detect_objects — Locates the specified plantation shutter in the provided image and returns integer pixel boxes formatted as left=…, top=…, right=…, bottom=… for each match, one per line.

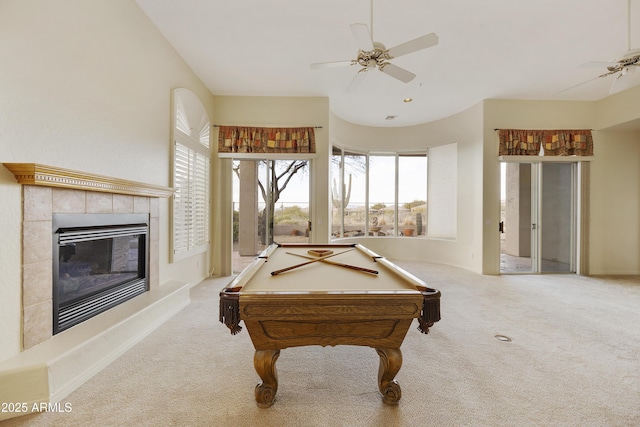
left=193, top=151, right=209, bottom=247
left=173, top=141, right=191, bottom=254
left=171, top=88, right=211, bottom=261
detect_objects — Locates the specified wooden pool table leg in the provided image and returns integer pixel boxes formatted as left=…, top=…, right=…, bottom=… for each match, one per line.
left=254, top=349, right=280, bottom=408
left=376, top=347, right=403, bottom=404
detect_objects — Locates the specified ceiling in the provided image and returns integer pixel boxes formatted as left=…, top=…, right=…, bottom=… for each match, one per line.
left=135, top=0, right=640, bottom=128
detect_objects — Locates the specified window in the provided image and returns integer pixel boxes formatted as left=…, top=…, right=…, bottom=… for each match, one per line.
left=331, top=148, right=367, bottom=238
left=398, top=153, right=427, bottom=237
left=330, top=146, right=343, bottom=237
left=369, top=155, right=396, bottom=236
left=330, top=147, right=427, bottom=239
left=171, top=89, right=210, bottom=261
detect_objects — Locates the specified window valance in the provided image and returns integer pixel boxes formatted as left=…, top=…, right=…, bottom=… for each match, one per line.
left=498, top=129, right=593, bottom=156
left=218, top=126, right=316, bottom=154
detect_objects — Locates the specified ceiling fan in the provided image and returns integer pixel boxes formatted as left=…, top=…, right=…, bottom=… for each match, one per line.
left=563, top=0, right=640, bottom=94
left=310, top=0, right=438, bottom=91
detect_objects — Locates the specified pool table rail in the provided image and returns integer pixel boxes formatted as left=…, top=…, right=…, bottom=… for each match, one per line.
left=220, top=243, right=440, bottom=337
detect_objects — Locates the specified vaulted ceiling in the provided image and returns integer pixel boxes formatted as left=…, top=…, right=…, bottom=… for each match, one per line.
left=136, top=0, right=640, bottom=127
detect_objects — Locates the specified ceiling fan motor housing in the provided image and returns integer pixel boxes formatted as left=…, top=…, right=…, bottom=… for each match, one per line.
left=606, top=48, right=640, bottom=73
left=357, top=41, right=390, bottom=69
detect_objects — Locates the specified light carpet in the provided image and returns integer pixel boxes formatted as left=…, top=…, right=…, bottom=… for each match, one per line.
left=3, top=261, right=640, bottom=427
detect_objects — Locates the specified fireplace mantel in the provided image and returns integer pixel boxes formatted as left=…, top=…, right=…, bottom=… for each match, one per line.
left=3, top=163, right=174, bottom=198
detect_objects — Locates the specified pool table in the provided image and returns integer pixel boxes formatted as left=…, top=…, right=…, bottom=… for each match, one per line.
left=219, top=243, right=440, bottom=408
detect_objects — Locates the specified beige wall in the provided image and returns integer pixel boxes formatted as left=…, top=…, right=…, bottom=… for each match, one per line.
left=330, top=104, right=485, bottom=273
left=589, top=130, right=640, bottom=274
left=595, top=84, right=640, bottom=130
left=0, top=0, right=214, bottom=362
left=591, top=85, right=640, bottom=274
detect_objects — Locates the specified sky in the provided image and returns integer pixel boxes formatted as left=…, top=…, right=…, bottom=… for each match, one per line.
left=232, top=159, right=506, bottom=207
left=232, top=157, right=428, bottom=207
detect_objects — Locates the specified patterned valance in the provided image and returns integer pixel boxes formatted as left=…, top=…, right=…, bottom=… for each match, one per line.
left=498, top=129, right=593, bottom=156
left=217, top=126, right=316, bottom=154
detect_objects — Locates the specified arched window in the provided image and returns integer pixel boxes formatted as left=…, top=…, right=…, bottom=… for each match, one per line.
left=171, top=88, right=210, bottom=261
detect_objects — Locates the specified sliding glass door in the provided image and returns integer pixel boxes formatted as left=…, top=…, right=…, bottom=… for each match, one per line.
left=233, top=159, right=310, bottom=273
left=539, top=163, right=575, bottom=273
left=500, top=162, right=576, bottom=274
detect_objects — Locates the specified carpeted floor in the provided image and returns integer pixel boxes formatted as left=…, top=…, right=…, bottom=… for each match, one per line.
left=3, top=261, right=639, bottom=427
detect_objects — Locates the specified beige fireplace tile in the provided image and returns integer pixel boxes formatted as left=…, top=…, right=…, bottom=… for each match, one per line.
left=113, top=194, right=134, bottom=213
left=23, top=300, right=52, bottom=349
left=149, top=197, right=159, bottom=218
left=23, top=220, right=52, bottom=265
left=22, top=260, right=52, bottom=306
left=53, top=188, right=86, bottom=213
left=133, top=196, right=150, bottom=213
left=86, top=192, right=113, bottom=213
left=149, top=217, right=159, bottom=290
left=149, top=217, right=159, bottom=244
left=24, top=186, right=52, bottom=221
left=149, top=244, right=159, bottom=289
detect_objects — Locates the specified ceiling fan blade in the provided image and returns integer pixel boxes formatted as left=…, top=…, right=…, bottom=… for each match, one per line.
left=609, top=66, right=637, bottom=94
left=387, top=33, right=438, bottom=58
left=380, top=63, right=416, bottom=83
left=580, top=61, right=619, bottom=68
left=554, top=75, right=603, bottom=94
left=346, top=68, right=369, bottom=92
left=349, top=23, right=374, bottom=51
left=310, top=60, right=354, bottom=69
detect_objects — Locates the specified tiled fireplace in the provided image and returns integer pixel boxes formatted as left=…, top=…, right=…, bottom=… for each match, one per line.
left=1, top=164, right=190, bottom=421
left=18, top=169, right=165, bottom=349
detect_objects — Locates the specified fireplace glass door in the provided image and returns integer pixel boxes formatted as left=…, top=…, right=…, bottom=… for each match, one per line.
left=53, top=214, right=149, bottom=333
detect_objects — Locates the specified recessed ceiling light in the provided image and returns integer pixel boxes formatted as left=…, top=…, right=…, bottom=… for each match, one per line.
left=403, top=98, right=413, bottom=103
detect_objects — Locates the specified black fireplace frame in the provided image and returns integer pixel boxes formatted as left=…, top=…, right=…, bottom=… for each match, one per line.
left=52, top=213, right=149, bottom=334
